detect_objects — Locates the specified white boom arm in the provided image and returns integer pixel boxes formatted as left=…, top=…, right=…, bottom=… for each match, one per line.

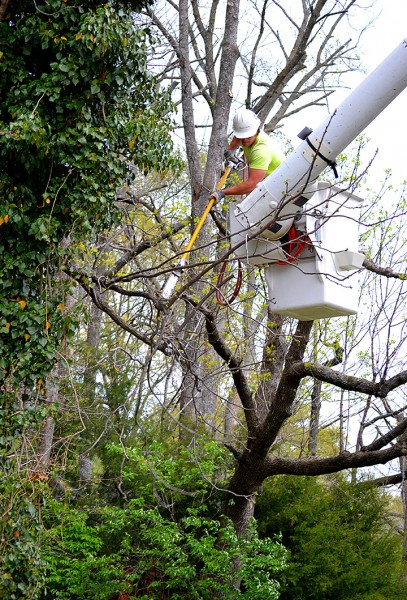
left=232, top=37, right=407, bottom=239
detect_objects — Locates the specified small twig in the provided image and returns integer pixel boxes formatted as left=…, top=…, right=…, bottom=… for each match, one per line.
left=31, top=93, right=46, bottom=117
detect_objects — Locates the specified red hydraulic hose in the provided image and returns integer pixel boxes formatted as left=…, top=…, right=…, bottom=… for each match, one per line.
left=276, top=226, right=310, bottom=265
left=216, top=260, right=243, bottom=306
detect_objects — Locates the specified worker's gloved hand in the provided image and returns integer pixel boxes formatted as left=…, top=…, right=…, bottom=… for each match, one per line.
left=223, top=149, right=244, bottom=170
left=210, top=189, right=225, bottom=204
left=222, top=150, right=235, bottom=173
left=221, top=150, right=233, bottom=173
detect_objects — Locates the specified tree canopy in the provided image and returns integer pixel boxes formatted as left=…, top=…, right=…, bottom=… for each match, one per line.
left=0, top=0, right=179, bottom=388
left=1, top=1, right=407, bottom=597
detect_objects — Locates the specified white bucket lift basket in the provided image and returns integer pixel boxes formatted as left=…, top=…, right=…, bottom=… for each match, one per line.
left=228, top=182, right=365, bottom=321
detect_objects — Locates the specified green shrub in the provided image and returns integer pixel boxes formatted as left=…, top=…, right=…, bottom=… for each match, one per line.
left=255, top=474, right=406, bottom=600
left=42, top=499, right=287, bottom=599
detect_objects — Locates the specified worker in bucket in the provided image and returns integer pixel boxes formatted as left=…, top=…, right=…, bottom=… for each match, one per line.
left=210, top=108, right=285, bottom=203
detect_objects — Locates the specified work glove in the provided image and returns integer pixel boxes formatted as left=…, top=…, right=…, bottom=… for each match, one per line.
left=223, top=149, right=244, bottom=171
left=223, top=150, right=237, bottom=169
left=210, top=189, right=225, bottom=204
left=221, top=151, right=232, bottom=174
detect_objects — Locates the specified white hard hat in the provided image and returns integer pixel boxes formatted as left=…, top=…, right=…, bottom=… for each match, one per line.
left=232, top=108, right=261, bottom=138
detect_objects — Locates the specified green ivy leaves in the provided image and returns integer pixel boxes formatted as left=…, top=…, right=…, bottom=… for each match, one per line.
left=0, top=3, right=179, bottom=593
left=0, top=0, right=180, bottom=391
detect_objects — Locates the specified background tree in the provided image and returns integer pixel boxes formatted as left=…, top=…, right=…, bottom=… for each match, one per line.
left=2, top=0, right=407, bottom=597
left=256, top=474, right=405, bottom=600
left=0, top=0, right=179, bottom=595
left=74, top=0, right=407, bottom=537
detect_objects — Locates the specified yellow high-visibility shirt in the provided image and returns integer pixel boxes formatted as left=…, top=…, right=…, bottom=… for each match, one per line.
left=243, top=130, right=284, bottom=176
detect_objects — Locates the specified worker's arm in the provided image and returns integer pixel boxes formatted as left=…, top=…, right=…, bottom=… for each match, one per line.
left=222, top=167, right=266, bottom=197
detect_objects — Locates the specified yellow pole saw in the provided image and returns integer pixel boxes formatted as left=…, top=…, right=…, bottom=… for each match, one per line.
left=161, top=165, right=232, bottom=300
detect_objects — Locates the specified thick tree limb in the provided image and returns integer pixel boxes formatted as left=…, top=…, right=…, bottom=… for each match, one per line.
left=356, top=472, right=407, bottom=489
left=363, top=256, right=407, bottom=280
left=361, top=417, right=407, bottom=452
left=257, top=320, right=314, bottom=449
left=203, top=309, right=260, bottom=433
left=287, top=361, right=407, bottom=398
left=263, top=442, right=407, bottom=477
left=190, top=0, right=218, bottom=106
left=253, top=312, right=287, bottom=425
left=179, top=0, right=202, bottom=199
left=199, top=0, right=240, bottom=222
left=0, top=0, right=9, bottom=21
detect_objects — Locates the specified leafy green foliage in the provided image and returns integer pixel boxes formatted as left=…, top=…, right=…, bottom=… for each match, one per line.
left=0, top=472, right=48, bottom=599
left=42, top=499, right=286, bottom=599
left=255, top=474, right=406, bottom=600
left=0, top=2, right=180, bottom=596
left=32, top=441, right=285, bottom=598
left=105, top=440, right=232, bottom=503
left=0, top=0, right=179, bottom=390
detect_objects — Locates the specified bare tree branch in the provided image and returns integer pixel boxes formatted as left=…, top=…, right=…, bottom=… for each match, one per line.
left=202, top=305, right=260, bottom=433
left=363, top=256, right=407, bottom=280
left=287, top=361, right=407, bottom=399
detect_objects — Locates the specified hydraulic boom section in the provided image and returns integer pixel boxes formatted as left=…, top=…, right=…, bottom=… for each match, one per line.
left=228, top=37, right=407, bottom=320
left=231, top=37, right=407, bottom=242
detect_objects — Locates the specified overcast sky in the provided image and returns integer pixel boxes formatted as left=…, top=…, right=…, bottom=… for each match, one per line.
left=283, top=1, right=407, bottom=187
left=355, top=0, right=407, bottom=185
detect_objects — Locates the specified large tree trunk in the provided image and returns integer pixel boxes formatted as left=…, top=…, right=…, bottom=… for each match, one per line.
left=398, top=413, right=407, bottom=565
left=37, top=262, right=76, bottom=471
left=225, top=319, right=313, bottom=534
left=176, top=0, right=240, bottom=428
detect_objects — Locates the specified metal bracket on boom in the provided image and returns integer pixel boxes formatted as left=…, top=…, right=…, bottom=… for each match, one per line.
left=298, top=127, right=338, bottom=178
